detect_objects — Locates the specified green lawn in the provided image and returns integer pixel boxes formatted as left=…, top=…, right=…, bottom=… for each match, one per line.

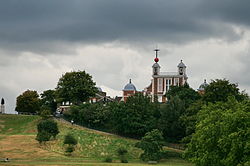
left=0, top=114, right=193, bottom=166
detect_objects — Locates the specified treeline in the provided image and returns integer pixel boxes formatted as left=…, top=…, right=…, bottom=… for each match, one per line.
left=64, top=79, right=248, bottom=143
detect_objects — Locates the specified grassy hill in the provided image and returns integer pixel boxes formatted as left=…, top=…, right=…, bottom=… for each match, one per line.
left=0, top=114, right=193, bottom=166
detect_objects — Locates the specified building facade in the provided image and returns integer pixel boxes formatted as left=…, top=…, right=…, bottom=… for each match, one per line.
left=144, top=49, right=188, bottom=102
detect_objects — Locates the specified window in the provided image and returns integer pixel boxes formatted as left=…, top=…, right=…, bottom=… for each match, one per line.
left=158, top=78, right=163, bottom=92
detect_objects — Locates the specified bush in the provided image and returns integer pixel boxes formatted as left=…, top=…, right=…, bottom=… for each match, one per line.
left=64, top=134, right=77, bottom=145
left=36, top=131, right=50, bottom=144
left=37, top=119, right=59, bottom=139
left=117, top=146, right=128, bottom=163
left=104, top=156, right=112, bottom=163
left=64, top=133, right=78, bottom=155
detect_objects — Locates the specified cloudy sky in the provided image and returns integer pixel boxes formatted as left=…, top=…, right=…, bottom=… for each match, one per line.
left=1, top=0, right=250, bottom=113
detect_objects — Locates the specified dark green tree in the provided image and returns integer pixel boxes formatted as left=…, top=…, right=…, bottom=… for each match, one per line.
left=202, top=79, right=248, bottom=103
left=36, top=131, right=51, bottom=144
left=37, top=119, right=59, bottom=139
left=184, top=97, right=250, bottom=166
left=40, top=89, right=57, bottom=114
left=135, top=129, right=165, bottom=162
left=166, top=83, right=201, bottom=109
left=15, top=90, right=40, bottom=113
left=56, top=71, right=97, bottom=104
left=159, top=96, right=186, bottom=142
left=112, top=93, right=159, bottom=138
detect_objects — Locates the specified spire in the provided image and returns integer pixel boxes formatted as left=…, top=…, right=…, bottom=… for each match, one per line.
left=204, top=79, right=207, bottom=83
left=154, top=48, right=160, bottom=63
left=129, top=79, right=131, bottom=84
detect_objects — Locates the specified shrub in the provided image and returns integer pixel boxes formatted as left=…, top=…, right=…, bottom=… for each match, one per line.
left=37, top=119, right=59, bottom=139
left=117, top=146, right=128, bottom=163
left=64, top=133, right=78, bottom=155
left=36, top=131, right=50, bottom=144
left=104, top=156, right=112, bottom=163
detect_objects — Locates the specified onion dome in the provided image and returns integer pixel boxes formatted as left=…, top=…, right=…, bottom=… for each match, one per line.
left=198, top=79, right=209, bottom=91
left=123, top=79, right=137, bottom=91
left=1, top=98, right=4, bottom=105
left=178, top=60, right=186, bottom=68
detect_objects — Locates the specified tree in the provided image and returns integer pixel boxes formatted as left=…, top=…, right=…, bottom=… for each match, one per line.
left=56, top=71, right=97, bottom=104
left=159, top=96, right=186, bottom=142
left=40, top=89, right=57, bottom=114
left=202, top=79, right=248, bottom=103
left=135, top=129, right=165, bottom=162
left=166, top=83, right=201, bottom=109
left=184, top=97, right=250, bottom=166
left=111, top=93, right=159, bottom=138
left=15, top=90, right=40, bottom=113
left=36, top=131, right=51, bottom=144
left=37, top=119, right=59, bottom=140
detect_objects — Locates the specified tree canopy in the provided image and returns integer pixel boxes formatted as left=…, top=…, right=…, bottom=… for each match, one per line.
left=202, top=79, right=248, bottom=103
left=184, top=97, right=250, bottom=166
left=15, top=90, right=40, bottom=113
left=40, top=89, right=57, bottom=113
left=56, top=71, right=97, bottom=104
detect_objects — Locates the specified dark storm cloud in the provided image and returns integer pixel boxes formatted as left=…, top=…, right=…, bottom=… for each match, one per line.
left=0, top=0, right=249, bottom=53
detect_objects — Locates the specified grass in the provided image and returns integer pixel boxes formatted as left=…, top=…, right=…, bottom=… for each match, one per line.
left=0, top=114, right=193, bottom=166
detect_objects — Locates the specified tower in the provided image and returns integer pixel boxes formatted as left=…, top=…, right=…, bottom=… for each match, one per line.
left=122, top=79, right=137, bottom=102
left=152, top=48, right=161, bottom=75
left=0, top=98, right=5, bottom=114
left=177, top=60, right=186, bottom=76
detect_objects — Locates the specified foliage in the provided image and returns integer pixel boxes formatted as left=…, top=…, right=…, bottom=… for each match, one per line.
left=15, top=90, right=40, bottom=113
left=202, top=79, right=248, bottom=103
left=37, top=119, right=59, bottom=140
left=159, top=96, right=186, bottom=142
left=64, top=133, right=78, bottom=145
left=56, top=71, right=97, bottom=104
left=40, top=109, right=52, bottom=120
left=166, top=83, right=201, bottom=108
left=36, top=130, right=50, bottom=144
left=135, top=129, right=165, bottom=161
left=104, top=156, right=113, bottom=163
left=117, top=146, right=128, bottom=163
left=184, top=97, right=250, bottom=166
left=112, top=93, right=160, bottom=138
left=40, top=89, right=57, bottom=113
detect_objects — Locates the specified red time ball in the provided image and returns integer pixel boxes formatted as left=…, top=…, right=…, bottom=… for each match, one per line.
left=154, top=57, right=159, bottom=62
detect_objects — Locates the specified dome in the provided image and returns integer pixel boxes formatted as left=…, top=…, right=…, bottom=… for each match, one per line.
left=198, top=79, right=209, bottom=91
left=97, top=87, right=103, bottom=92
left=178, top=60, right=186, bottom=68
left=123, top=79, right=137, bottom=91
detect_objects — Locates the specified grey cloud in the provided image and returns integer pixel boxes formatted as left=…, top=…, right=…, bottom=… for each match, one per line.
left=0, top=0, right=249, bottom=54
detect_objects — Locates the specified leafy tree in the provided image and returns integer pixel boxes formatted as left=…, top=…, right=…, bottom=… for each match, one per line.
left=159, top=96, right=186, bottom=142
left=15, top=90, right=40, bottom=113
left=40, top=89, right=57, bottom=113
left=135, top=129, right=165, bottom=161
left=166, top=83, right=201, bottom=108
left=202, top=79, right=248, bottom=103
left=112, top=93, right=159, bottom=138
left=37, top=119, right=59, bottom=139
left=56, top=71, right=97, bottom=104
left=184, top=97, right=250, bottom=166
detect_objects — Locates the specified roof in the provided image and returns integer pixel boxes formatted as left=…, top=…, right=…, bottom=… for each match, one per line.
left=152, top=62, right=160, bottom=68
left=123, top=79, right=137, bottom=91
left=97, top=87, right=103, bottom=92
left=198, top=79, right=209, bottom=91
left=178, top=60, right=186, bottom=68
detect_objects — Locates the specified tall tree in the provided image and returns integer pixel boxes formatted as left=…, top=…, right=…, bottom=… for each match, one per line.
left=202, top=79, right=248, bottom=103
left=159, top=96, right=186, bottom=142
left=184, top=97, right=250, bottom=166
left=15, top=90, right=40, bottom=113
left=40, top=89, right=57, bottom=113
left=56, top=71, right=97, bottom=104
